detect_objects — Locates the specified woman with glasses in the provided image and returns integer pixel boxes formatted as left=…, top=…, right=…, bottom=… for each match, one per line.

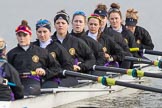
left=107, top=3, right=139, bottom=58
left=93, top=3, right=133, bottom=69
left=7, top=20, right=61, bottom=96
left=125, top=8, right=154, bottom=57
left=52, top=10, right=96, bottom=74
left=33, top=19, right=78, bottom=87
left=0, top=38, right=24, bottom=102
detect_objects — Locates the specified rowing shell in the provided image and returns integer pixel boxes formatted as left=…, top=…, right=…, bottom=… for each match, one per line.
left=10, top=75, right=138, bottom=108
left=5, top=65, right=162, bottom=108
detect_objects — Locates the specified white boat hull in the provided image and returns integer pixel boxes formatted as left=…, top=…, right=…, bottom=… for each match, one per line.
left=10, top=75, right=137, bottom=108
left=8, top=65, right=161, bottom=108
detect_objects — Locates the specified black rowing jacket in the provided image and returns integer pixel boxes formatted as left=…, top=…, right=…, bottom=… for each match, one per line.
left=7, top=43, right=61, bottom=80
left=85, top=30, right=125, bottom=62
left=103, top=25, right=132, bottom=56
left=134, top=26, right=154, bottom=50
left=71, top=30, right=106, bottom=65
left=0, top=60, right=24, bottom=101
left=7, top=43, right=62, bottom=95
left=33, top=39, right=73, bottom=70
left=52, top=32, right=96, bottom=73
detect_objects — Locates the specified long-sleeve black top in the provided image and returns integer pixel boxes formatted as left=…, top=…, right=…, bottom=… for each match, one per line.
left=52, top=32, right=96, bottom=73
left=0, top=60, right=24, bottom=101
left=71, top=30, right=106, bottom=65
left=134, top=26, right=154, bottom=50
left=33, top=39, right=73, bottom=70
left=7, top=43, right=61, bottom=80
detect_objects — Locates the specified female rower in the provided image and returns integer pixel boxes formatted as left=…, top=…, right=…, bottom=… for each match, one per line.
left=33, top=19, right=77, bottom=87
left=93, top=3, right=132, bottom=68
left=71, top=11, right=106, bottom=66
left=107, top=3, right=138, bottom=57
left=125, top=8, right=154, bottom=52
left=52, top=10, right=96, bottom=74
left=86, top=14, right=125, bottom=69
left=0, top=38, right=23, bottom=101
left=7, top=20, right=61, bottom=96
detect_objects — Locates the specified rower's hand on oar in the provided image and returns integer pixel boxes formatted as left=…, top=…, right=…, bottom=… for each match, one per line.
left=105, top=53, right=114, bottom=61
left=105, top=53, right=110, bottom=61
left=73, top=65, right=81, bottom=72
left=35, top=68, right=46, bottom=76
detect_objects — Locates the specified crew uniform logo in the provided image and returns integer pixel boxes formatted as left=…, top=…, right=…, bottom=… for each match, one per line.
left=102, top=47, right=107, bottom=53
left=124, top=38, right=128, bottom=44
left=69, top=48, right=75, bottom=56
left=136, top=39, right=141, bottom=44
left=32, top=55, right=39, bottom=63
left=50, top=52, right=56, bottom=59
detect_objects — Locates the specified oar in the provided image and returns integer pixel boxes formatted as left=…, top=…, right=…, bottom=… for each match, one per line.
left=61, top=70, right=162, bottom=93
left=124, top=56, right=162, bottom=68
left=41, top=88, right=114, bottom=93
left=19, top=71, right=37, bottom=76
left=93, top=65, right=162, bottom=78
left=0, top=77, right=16, bottom=86
left=130, top=48, right=162, bottom=56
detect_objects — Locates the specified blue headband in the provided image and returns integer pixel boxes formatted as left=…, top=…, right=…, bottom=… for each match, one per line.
left=36, top=19, right=51, bottom=31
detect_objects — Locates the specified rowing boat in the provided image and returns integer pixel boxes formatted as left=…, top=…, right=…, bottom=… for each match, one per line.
left=5, top=64, right=162, bottom=108
left=9, top=75, right=137, bottom=108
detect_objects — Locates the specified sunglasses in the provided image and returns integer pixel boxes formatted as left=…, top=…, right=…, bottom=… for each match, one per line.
left=36, top=19, right=51, bottom=27
left=73, top=11, right=86, bottom=16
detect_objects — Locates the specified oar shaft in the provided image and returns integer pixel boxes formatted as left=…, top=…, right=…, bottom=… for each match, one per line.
left=63, top=70, right=98, bottom=81
left=93, top=65, right=127, bottom=74
left=63, top=70, right=162, bottom=93
left=140, top=49, right=162, bottom=56
left=94, top=65, right=162, bottom=79
left=124, top=56, right=153, bottom=64
left=144, top=72, right=162, bottom=78
left=115, top=80, right=162, bottom=93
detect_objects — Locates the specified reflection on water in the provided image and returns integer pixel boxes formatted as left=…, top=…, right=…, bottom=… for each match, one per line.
left=57, top=78, right=162, bottom=108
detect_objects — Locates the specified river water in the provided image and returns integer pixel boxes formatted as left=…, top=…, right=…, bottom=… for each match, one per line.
left=1, top=0, right=162, bottom=108
left=57, top=77, right=162, bottom=108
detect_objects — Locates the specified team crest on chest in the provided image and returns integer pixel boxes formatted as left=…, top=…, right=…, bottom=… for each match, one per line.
left=32, top=55, right=39, bottom=63
left=102, top=47, right=107, bottom=53
left=136, top=39, right=141, bottom=44
left=124, top=38, right=128, bottom=44
left=69, top=48, right=75, bottom=56
left=50, top=52, right=56, bottom=58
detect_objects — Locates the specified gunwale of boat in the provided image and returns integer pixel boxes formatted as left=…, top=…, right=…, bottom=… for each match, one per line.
left=9, top=65, right=161, bottom=108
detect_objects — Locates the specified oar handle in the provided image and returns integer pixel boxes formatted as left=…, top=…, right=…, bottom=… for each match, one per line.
left=130, top=48, right=140, bottom=52
left=19, top=71, right=37, bottom=76
left=130, top=48, right=162, bottom=56
left=8, top=82, right=16, bottom=86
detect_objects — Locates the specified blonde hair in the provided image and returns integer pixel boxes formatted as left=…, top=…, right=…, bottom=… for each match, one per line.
left=0, top=38, right=6, bottom=50
left=126, top=8, right=138, bottom=20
